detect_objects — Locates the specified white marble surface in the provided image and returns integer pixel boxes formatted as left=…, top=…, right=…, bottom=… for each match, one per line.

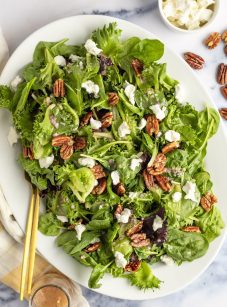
left=0, top=0, right=227, bottom=306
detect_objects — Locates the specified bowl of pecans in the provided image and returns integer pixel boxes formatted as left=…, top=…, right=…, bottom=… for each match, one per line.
left=158, top=0, right=220, bottom=33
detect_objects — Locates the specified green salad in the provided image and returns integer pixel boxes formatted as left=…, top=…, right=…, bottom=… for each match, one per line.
left=0, top=23, right=224, bottom=290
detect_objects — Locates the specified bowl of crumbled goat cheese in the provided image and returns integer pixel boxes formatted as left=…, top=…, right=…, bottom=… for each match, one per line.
left=158, top=0, right=219, bottom=32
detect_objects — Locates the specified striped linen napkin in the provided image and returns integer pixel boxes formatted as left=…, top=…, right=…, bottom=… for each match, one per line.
left=0, top=27, right=89, bottom=306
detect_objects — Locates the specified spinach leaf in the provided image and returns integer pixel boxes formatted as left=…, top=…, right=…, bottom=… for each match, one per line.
left=39, top=212, right=62, bottom=236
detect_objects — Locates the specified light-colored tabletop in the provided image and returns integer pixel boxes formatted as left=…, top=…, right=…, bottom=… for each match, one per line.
left=0, top=0, right=227, bottom=306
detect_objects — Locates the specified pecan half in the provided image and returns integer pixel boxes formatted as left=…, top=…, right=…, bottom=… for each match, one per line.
left=200, top=192, right=217, bottom=212
left=115, top=183, right=126, bottom=196
left=182, top=226, right=201, bottom=233
left=80, top=111, right=93, bottom=127
left=184, top=52, right=205, bottom=70
left=53, top=79, right=65, bottom=97
left=60, top=143, right=74, bottom=160
left=204, top=32, right=221, bottom=49
left=23, top=145, right=34, bottom=160
left=52, top=135, right=72, bottom=147
left=131, top=58, right=143, bottom=76
left=125, top=260, right=141, bottom=272
left=108, top=92, right=119, bottom=106
left=147, top=153, right=166, bottom=175
left=143, top=169, right=155, bottom=190
left=162, top=141, right=180, bottom=154
left=146, top=115, right=159, bottom=136
left=222, top=30, right=227, bottom=43
left=92, top=178, right=107, bottom=195
left=74, top=137, right=87, bottom=150
left=224, top=45, right=227, bottom=56
left=91, top=164, right=106, bottom=180
left=84, top=242, right=101, bottom=253
left=219, top=108, right=227, bottom=120
left=131, top=239, right=151, bottom=248
left=217, top=63, right=227, bottom=85
left=221, top=85, right=227, bottom=99
left=155, top=175, right=172, bottom=192
left=126, top=221, right=143, bottom=237
left=114, top=204, right=123, bottom=216
left=101, top=112, right=113, bottom=128
left=130, top=233, right=146, bottom=243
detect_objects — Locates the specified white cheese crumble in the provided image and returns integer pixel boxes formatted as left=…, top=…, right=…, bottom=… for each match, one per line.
left=128, top=192, right=139, bottom=199
left=162, top=0, right=214, bottom=30
left=111, top=170, right=120, bottom=186
left=116, top=208, right=131, bottom=224
left=124, top=82, right=136, bottom=105
left=56, top=215, right=68, bottom=223
left=39, top=155, right=54, bottom=169
left=175, top=84, right=185, bottom=103
left=11, top=75, right=23, bottom=91
left=172, top=191, right=182, bottom=202
left=165, top=130, right=181, bottom=142
left=75, top=224, right=86, bottom=241
left=182, top=181, right=197, bottom=202
left=90, top=237, right=101, bottom=244
left=150, top=104, right=166, bottom=120
left=84, top=39, right=102, bottom=56
left=90, top=117, right=102, bottom=130
left=81, top=80, right=99, bottom=98
left=69, top=54, right=82, bottom=62
left=78, top=157, right=96, bottom=168
left=153, top=215, right=163, bottom=231
left=118, top=122, right=131, bottom=138
left=130, top=158, right=142, bottom=171
left=54, top=55, right=66, bottom=67
left=138, top=118, right=147, bottom=130
left=160, top=254, right=175, bottom=265
left=7, top=126, right=19, bottom=146
left=114, top=251, right=127, bottom=268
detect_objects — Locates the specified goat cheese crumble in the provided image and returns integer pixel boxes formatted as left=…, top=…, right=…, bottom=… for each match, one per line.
left=182, top=181, right=197, bottom=202
left=130, top=158, right=142, bottom=171
left=153, top=215, right=163, bottom=231
left=84, top=39, right=102, bottom=56
left=165, top=130, right=181, bottom=142
left=56, top=215, right=68, bottom=223
left=39, top=155, right=54, bottom=169
left=111, top=170, right=120, bottom=186
left=150, top=104, right=166, bottom=120
left=160, top=254, right=175, bottom=265
left=116, top=208, right=131, bottom=224
left=124, top=82, right=136, bottom=105
left=81, top=80, right=99, bottom=98
left=172, top=192, right=182, bottom=202
left=75, top=224, right=86, bottom=241
left=90, top=117, right=102, bottom=130
left=114, top=251, right=127, bottom=268
left=54, top=55, right=66, bottom=67
left=138, top=118, right=147, bottom=130
left=118, top=121, right=131, bottom=138
left=78, top=157, right=96, bottom=168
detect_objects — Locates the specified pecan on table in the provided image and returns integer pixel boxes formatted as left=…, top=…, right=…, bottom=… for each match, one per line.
left=221, top=85, right=227, bottom=99
left=101, top=112, right=113, bottom=128
left=221, top=30, right=227, bottom=43
left=162, top=141, right=180, bottom=154
left=92, top=178, right=107, bottom=195
left=108, top=92, right=119, bottom=106
left=146, top=114, right=159, bottom=136
left=204, top=32, right=221, bottom=49
left=200, top=192, right=217, bottom=212
left=53, top=79, right=65, bottom=97
left=79, top=111, right=93, bottom=127
left=155, top=175, right=172, bottom=192
left=143, top=169, right=155, bottom=191
left=74, top=137, right=87, bottom=150
left=126, top=221, right=143, bottom=237
left=217, top=63, right=227, bottom=85
left=219, top=108, right=227, bottom=120
left=91, top=164, right=106, bottom=180
left=115, top=183, right=126, bottom=196
left=147, top=153, right=166, bottom=175
left=84, top=242, right=101, bottom=253
left=131, top=238, right=151, bottom=248
left=182, top=226, right=201, bottom=233
left=184, top=52, right=205, bottom=70
left=131, top=58, right=144, bottom=76
left=125, top=260, right=141, bottom=272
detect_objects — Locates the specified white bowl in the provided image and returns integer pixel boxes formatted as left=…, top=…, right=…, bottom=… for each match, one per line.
left=158, top=0, right=220, bottom=33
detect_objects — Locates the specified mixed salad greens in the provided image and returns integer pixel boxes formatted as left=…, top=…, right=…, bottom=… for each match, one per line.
left=0, top=23, right=224, bottom=290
